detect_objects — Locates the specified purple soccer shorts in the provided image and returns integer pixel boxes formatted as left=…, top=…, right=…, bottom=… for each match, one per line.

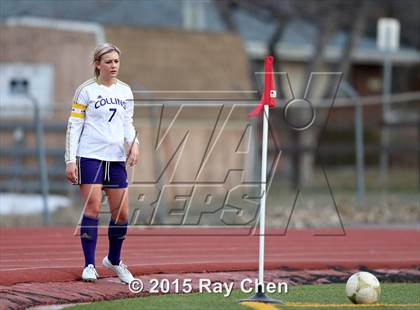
left=77, top=157, right=128, bottom=188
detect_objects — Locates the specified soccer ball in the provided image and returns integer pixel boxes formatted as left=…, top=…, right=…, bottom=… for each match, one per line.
left=345, top=272, right=381, bottom=304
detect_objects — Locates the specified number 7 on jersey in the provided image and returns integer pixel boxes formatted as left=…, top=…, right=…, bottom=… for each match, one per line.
left=108, top=108, right=117, bottom=122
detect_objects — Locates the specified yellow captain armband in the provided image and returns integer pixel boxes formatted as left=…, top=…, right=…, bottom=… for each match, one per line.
left=70, top=112, right=85, bottom=119
left=71, top=102, right=87, bottom=110
left=70, top=102, right=86, bottom=119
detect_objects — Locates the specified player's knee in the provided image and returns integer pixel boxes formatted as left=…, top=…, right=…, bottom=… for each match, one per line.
left=111, top=209, right=128, bottom=223
left=112, top=214, right=128, bottom=224
left=84, top=210, right=100, bottom=218
left=85, top=205, right=100, bottom=216
left=117, top=210, right=129, bottom=223
left=84, top=202, right=101, bottom=218
left=87, top=195, right=102, bottom=206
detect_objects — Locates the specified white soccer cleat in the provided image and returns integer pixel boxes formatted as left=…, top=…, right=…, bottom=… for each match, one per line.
left=102, top=256, right=134, bottom=284
left=82, top=264, right=99, bottom=282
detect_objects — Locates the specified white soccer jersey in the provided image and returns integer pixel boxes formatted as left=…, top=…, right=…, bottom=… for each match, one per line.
left=65, top=78, right=137, bottom=163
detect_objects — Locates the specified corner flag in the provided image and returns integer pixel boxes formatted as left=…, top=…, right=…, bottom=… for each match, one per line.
left=248, top=56, right=277, bottom=117
left=240, top=56, right=282, bottom=305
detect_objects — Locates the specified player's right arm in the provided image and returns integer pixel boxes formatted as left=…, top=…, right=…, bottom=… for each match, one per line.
left=65, top=86, right=88, bottom=184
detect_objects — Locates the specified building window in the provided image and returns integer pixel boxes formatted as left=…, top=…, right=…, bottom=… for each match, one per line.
left=1, top=64, right=53, bottom=118
left=10, top=78, right=29, bottom=95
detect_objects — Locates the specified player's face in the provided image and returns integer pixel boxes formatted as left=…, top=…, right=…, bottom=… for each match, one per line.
left=97, top=51, right=120, bottom=80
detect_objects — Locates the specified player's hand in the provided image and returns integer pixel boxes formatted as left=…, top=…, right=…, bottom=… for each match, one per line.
left=65, top=162, right=78, bottom=184
left=127, top=142, right=139, bottom=167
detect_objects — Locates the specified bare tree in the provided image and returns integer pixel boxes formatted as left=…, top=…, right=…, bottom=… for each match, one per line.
left=324, top=0, right=373, bottom=98
left=213, top=0, right=385, bottom=189
left=214, top=0, right=238, bottom=33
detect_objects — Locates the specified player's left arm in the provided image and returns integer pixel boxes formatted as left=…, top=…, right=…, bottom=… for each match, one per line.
left=124, top=89, right=139, bottom=167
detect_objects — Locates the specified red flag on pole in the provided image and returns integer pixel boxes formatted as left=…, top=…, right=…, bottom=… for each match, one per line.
left=248, top=56, right=276, bottom=117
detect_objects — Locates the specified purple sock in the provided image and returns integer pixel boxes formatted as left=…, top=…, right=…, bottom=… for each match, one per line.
left=80, top=215, right=99, bottom=267
left=108, top=219, right=128, bottom=265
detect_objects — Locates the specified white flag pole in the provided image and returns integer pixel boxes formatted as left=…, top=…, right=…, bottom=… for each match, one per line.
left=258, top=104, right=269, bottom=289
left=239, top=58, right=282, bottom=304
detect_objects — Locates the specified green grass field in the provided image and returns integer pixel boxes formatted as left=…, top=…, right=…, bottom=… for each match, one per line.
left=69, top=283, right=420, bottom=310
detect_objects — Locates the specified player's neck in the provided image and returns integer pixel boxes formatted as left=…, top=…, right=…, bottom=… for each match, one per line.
left=97, top=76, right=116, bottom=87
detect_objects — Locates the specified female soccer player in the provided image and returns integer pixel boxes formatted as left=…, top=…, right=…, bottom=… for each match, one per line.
left=65, top=43, right=139, bottom=283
